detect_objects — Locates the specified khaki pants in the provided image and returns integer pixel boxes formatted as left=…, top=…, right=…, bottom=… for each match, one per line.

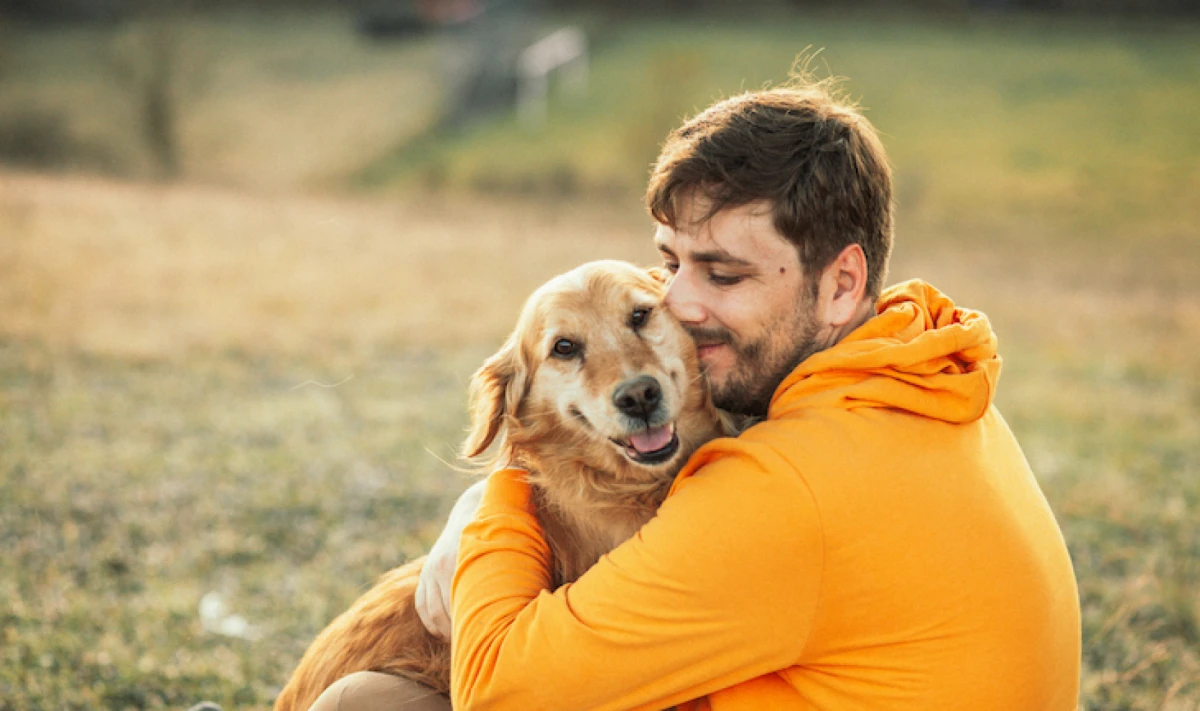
left=308, top=672, right=451, bottom=711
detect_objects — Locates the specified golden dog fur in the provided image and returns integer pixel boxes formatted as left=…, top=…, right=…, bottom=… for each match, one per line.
left=274, top=260, right=730, bottom=710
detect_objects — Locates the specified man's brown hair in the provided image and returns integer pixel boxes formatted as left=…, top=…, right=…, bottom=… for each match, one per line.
left=646, top=80, right=894, bottom=298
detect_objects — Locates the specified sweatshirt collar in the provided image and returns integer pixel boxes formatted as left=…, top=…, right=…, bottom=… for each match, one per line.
left=768, top=280, right=1001, bottom=424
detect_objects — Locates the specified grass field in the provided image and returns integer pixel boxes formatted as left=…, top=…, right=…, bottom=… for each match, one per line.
left=2, top=8, right=1199, bottom=710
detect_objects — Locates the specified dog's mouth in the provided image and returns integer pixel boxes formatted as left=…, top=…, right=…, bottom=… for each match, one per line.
left=611, top=422, right=680, bottom=466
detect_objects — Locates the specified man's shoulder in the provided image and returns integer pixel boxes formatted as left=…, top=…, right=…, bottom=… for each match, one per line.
left=728, top=405, right=923, bottom=484
left=739, top=408, right=850, bottom=456
left=679, top=413, right=839, bottom=487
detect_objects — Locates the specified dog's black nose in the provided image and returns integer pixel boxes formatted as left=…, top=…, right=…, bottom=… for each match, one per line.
left=613, top=376, right=663, bottom=420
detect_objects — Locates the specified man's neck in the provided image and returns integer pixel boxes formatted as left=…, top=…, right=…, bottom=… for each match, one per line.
left=819, top=299, right=877, bottom=352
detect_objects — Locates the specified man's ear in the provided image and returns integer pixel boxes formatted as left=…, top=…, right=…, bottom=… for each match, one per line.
left=817, top=244, right=869, bottom=328
left=462, top=334, right=524, bottom=459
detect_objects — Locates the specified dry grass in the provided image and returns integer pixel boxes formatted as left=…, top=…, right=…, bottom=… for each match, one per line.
left=2, top=169, right=1198, bottom=708
left=2, top=9, right=1199, bottom=710
left=0, top=172, right=660, bottom=359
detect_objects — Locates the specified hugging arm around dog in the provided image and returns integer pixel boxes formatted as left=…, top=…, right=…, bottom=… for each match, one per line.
left=445, top=85, right=1081, bottom=710
left=450, top=282, right=1079, bottom=711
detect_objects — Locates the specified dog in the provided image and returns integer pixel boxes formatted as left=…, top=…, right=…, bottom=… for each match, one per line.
left=274, top=260, right=732, bottom=710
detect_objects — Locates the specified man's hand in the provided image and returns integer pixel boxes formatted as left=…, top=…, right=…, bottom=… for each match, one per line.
left=416, top=478, right=488, bottom=639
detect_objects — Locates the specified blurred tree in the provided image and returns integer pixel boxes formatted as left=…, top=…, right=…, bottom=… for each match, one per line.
left=103, top=2, right=207, bottom=180
left=106, top=19, right=181, bottom=178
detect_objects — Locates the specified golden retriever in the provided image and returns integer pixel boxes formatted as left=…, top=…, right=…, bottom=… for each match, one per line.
left=274, top=260, right=731, bottom=710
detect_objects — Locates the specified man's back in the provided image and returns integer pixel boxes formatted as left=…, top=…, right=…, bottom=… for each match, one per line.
left=710, top=407, right=1079, bottom=709
left=691, top=279, right=1080, bottom=709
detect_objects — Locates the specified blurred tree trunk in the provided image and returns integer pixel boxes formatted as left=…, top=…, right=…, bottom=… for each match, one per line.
left=107, top=14, right=188, bottom=180
left=141, top=23, right=180, bottom=179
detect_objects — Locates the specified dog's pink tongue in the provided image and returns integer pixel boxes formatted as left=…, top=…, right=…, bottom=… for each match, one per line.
left=629, top=425, right=673, bottom=454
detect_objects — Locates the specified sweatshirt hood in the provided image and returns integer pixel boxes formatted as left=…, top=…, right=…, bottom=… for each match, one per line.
left=769, top=279, right=1001, bottom=424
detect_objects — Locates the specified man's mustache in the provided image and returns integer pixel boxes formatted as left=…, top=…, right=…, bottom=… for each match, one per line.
left=684, top=325, right=735, bottom=347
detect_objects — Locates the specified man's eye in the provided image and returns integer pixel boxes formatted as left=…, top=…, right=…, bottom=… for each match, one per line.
left=663, top=262, right=679, bottom=274
left=709, top=273, right=744, bottom=286
left=630, top=307, right=652, bottom=330
left=552, top=338, right=580, bottom=358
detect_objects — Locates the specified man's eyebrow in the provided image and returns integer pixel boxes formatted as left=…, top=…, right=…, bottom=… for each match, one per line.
left=654, top=237, right=753, bottom=268
left=690, top=249, right=754, bottom=267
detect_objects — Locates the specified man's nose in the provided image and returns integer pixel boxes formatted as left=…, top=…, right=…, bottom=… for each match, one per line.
left=663, top=270, right=706, bottom=324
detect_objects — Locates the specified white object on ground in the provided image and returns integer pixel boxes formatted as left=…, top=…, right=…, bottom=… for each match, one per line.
left=199, top=590, right=260, bottom=640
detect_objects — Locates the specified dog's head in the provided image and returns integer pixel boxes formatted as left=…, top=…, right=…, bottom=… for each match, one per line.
left=463, top=260, right=721, bottom=485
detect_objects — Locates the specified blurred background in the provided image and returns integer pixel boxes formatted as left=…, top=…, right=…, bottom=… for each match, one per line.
left=1, top=0, right=1198, bottom=708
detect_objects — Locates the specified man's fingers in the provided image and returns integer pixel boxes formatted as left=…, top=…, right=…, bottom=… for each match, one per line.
left=438, top=577, right=452, bottom=631
left=432, top=593, right=451, bottom=638
left=416, top=566, right=452, bottom=639
left=427, top=587, right=451, bottom=639
left=414, top=477, right=489, bottom=639
left=420, top=601, right=449, bottom=640
left=429, top=558, right=454, bottom=638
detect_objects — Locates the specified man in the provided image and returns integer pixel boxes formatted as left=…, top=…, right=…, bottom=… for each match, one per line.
left=320, top=81, right=1081, bottom=710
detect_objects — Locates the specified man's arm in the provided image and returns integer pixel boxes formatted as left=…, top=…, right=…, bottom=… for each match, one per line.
left=450, top=442, right=823, bottom=711
left=416, top=477, right=488, bottom=639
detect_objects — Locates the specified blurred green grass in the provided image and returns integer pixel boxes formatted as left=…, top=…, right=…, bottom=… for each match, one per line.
left=365, top=13, right=1200, bottom=232
left=2, top=9, right=1199, bottom=710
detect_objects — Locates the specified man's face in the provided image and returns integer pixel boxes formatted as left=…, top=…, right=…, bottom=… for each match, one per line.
left=655, top=201, right=823, bottom=417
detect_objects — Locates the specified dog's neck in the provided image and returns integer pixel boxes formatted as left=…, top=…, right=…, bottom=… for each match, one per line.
left=494, top=391, right=734, bottom=587
left=505, top=429, right=673, bottom=586
left=518, top=446, right=672, bottom=526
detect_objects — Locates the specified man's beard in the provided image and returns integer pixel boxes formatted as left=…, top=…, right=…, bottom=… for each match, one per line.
left=688, top=314, right=822, bottom=418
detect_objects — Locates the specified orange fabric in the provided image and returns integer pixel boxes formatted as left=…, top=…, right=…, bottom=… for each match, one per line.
left=450, top=279, right=1081, bottom=711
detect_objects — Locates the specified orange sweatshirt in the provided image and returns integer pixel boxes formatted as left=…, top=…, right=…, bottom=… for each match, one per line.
left=451, top=279, right=1081, bottom=711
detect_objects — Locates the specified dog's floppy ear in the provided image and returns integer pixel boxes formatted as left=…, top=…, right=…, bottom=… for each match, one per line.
left=645, top=265, right=672, bottom=286
left=462, top=334, right=523, bottom=459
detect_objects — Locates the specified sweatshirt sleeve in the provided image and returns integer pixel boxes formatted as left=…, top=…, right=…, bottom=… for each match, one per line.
left=449, top=442, right=823, bottom=711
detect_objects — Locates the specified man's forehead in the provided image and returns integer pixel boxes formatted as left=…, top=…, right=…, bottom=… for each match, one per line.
left=681, top=196, right=773, bottom=226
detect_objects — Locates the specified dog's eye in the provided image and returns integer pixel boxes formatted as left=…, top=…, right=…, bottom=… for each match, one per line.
left=552, top=338, right=579, bottom=358
left=630, top=307, right=651, bottom=330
